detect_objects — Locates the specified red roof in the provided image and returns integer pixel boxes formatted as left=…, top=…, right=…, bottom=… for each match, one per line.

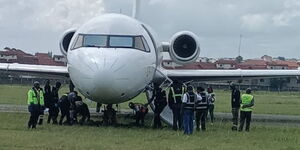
left=274, top=60, right=299, bottom=69
left=35, top=53, right=65, bottom=66
left=0, top=48, right=66, bottom=66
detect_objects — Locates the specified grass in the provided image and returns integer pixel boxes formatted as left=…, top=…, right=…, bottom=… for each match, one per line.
left=0, top=112, right=299, bottom=150
left=1, top=84, right=300, bottom=115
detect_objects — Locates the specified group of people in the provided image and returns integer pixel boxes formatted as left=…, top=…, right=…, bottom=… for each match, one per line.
left=27, top=80, right=90, bottom=129
left=230, top=83, right=255, bottom=132
left=148, top=82, right=215, bottom=134
left=173, top=84, right=216, bottom=134
left=150, top=81, right=254, bottom=135
left=27, top=79, right=254, bottom=134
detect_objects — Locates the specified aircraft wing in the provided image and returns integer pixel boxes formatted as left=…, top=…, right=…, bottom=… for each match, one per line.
left=161, top=68, right=300, bottom=81
left=0, top=63, right=68, bottom=77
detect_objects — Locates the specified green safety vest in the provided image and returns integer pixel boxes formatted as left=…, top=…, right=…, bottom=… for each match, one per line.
left=240, top=94, right=254, bottom=112
left=170, top=87, right=184, bottom=102
left=27, top=88, right=44, bottom=105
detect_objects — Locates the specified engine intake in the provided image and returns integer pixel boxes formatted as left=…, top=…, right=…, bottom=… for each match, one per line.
left=169, top=31, right=200, bottom=64
left=59, top=28, right=76, bottom=56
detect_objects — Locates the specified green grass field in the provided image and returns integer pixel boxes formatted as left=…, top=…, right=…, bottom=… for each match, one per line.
left=0, top=112, right=299, bottom=150
left=1, top=84, right=300, bottom=115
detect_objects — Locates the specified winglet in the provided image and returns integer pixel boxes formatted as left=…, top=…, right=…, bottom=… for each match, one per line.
left=132, top=0, right=141, bottom=19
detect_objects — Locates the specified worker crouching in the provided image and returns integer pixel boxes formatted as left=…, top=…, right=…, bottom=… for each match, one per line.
left=129, top=102, right=148, bottom=126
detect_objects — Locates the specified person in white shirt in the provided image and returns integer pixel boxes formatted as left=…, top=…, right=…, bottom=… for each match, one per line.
left=181, top=85, right=202, bottom=135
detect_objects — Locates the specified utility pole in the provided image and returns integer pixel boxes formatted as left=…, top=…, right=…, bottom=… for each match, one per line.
left=238, top=34, right=243, bottom=56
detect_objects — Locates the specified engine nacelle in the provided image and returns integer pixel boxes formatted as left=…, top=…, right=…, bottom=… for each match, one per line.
left=169, top=31, right=200, bottom=64
left=59, top=28, right=76, bottom=56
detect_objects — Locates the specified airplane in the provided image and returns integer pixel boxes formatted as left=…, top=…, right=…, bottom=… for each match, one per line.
left=1, top=0, right=300, bottom=125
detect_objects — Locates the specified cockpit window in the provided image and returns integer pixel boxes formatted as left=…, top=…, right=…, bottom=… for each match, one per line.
left=109, top=36, right=133, bottom=47
left=83, top=35, right=107, bottom=47
left=71, top=34, right=150, bottom=53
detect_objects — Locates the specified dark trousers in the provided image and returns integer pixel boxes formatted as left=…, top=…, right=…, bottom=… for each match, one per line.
left=196, top=109, right=206, bottom=131
left=136, top=111, right=146, bottom=126
left=47, top=105, right=59, bottom=124
left=183, top=109, right=194, bottom=134
left=59, top=108, right=71, bottom=125
left=172, top=108, right=182, bottom=130
left=231, top=108, right=239, bottom=130
left=239, top=111, right=252, bottom=131
left=28, top=105, right=40, bottom=129
left=207, top=105, right=214, bottom=123
left=153, top=106, right=164, bottom=129
left=96, top=103, right=102, bottom=113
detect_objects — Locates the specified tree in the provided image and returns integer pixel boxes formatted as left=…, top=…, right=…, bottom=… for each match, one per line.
left=277, top=56, right=285, bottom=61
left=235, top=55, right=243, bottom=64
left=48, top=51, right=53, bottom=58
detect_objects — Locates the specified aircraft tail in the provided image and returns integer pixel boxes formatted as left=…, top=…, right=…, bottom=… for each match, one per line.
left=132, top=0, right=141, bottom=19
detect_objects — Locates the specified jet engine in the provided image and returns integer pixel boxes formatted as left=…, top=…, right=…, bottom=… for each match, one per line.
left=169, top=31, right=200, bottom=64
left=59, top=28, right=76, bottom=56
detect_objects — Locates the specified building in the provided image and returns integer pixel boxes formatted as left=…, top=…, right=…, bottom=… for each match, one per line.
left=0, top=47, right=66, bottom=66
left=215, top=59, right=236, bottom=69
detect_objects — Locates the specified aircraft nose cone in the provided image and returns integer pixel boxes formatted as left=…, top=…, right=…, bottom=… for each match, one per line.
left=91, top=59, right=129, bottom=104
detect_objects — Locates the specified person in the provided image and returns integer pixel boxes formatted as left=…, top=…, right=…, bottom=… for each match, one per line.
left=195, top=87, right=208, bottom=131
left=129, top=102, right=149, bottom=126
left=27, top=81, right=44, bottom=129
left=58, top=93, right=71, bottom=125
left=96, top=102, right=102, bottom=113
left=74, top=96, right=91, bottom=125
left=182, top=85, right=201, bottom=135
left=48, top=81, right=61, bottom=124
left=207, top=87, right=216, bottom=125
left=102, top=104, right=117, bottom=126
left=239, top=88, right=255, bottom=132
left=44, top=79, right=52, bottom=124
left=152, top=85, right=167, bottom=129
left=230, top=83, right=241, bottom=131
left=38, top=86, right=45, bottom=125
left=68, top=91, right=78, bottom=124
left=168, top=81, right=184, bottom=131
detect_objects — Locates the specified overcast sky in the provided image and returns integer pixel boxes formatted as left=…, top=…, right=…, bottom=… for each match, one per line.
left=0, top=0, right=300, bottom=59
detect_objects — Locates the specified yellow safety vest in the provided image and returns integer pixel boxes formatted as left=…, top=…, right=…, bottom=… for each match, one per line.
left=240, top=94, right=254, bottom=112
left=27, top=88, right=44, bottom=105
left=170, top=87, right=184, bottom=103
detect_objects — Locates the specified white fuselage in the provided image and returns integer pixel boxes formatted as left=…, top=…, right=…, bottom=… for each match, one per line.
left=67, top=14, right=160, bottom=104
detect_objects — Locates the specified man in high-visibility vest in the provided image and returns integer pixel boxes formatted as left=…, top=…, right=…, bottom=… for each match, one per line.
left=168, top=81, right=185, bottom=131
left=182, top=85, right=202, bottom=134
left=239, top=88, right=255, bottom=132
left=27, top=81, right=44, bottom=129
left=195, top=87, right=208, bottom=131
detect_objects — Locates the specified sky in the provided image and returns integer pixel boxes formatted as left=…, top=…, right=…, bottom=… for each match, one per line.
left=0, top=0, right=300, bottom=59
